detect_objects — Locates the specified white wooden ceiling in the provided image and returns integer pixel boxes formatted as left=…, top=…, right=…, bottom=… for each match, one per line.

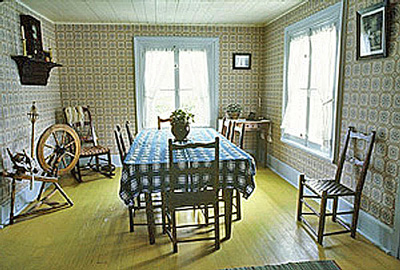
left=20, top=0, right=306, bottom=25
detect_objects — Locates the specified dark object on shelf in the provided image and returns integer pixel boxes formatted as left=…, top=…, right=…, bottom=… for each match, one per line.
left=246, top=112, right=256, bottom=120
left=11, top=55, right=62, bottom=86
left=20, top=14, right=43, bottom=58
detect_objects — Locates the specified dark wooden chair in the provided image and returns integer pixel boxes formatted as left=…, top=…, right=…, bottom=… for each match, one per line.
left=221, top=118, right=234, bottom=139
left=164, top=137, right=220, bottom=253
left=125, top=121, right=134, bottom=145
left=229, top=122, right=246, bottom=221
left=297, top=126, right=376, bottom=244
left=63, top=106, right=114, bottom=183
left=114, top=125, right=162, bottom=234
left=157, top=116, right=171, bottom=130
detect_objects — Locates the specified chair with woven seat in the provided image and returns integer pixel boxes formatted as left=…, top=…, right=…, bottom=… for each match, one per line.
left=229, top=122, right=246, bottom=221
left=297, top=126, right=376, bottom=245
left=157, top=116, right=171, bottom=130
left=164, top=137, right=220, bottom=253
left=63, top=106, right=115, bottom=182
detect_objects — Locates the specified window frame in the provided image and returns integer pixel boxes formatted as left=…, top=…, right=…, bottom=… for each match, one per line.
left=281, top=2, right=344, bottom=161
left=134, top=36, right=219, bottom=131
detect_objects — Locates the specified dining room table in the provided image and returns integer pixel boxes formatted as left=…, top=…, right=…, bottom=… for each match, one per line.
left=119, top=127, right=256, bottom=244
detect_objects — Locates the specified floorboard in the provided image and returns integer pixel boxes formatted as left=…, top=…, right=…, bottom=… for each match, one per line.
left=0, top=168, right=399, bottom=270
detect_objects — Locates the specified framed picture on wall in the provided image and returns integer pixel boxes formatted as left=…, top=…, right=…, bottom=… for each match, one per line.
left=356, top=1, right=388, bottom=59
left=20, top=14, right=43, bottom=57
left=233, top=53, right=251, bottom=70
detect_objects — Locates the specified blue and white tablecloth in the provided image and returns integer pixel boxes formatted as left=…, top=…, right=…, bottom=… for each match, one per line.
left=119, top=128, right=256, bottom=206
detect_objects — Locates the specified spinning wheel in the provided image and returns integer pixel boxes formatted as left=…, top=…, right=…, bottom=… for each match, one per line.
left=36, top=124, right=81, bottom=176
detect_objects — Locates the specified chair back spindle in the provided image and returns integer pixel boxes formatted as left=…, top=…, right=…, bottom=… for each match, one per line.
left=125, top=121, right=134, bottom=145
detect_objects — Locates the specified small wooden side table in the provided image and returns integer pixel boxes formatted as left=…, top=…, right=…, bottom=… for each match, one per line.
left=220, top=119, right=272, bottom=167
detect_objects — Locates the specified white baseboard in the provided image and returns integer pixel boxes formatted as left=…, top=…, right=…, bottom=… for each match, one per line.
left=266, top=154, right=397, bottom=257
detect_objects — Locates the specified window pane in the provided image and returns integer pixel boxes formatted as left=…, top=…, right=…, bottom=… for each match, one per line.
left=281, top=35, right=309, bottom=140
left=179, top=50, right=210, bottom=127
left=308, top=25, right=337, bottom=152
left=144, top=50, right=175, bottom=128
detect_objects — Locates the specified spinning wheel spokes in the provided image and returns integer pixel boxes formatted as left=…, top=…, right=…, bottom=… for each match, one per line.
left=37, top=124, right=81, bottom=175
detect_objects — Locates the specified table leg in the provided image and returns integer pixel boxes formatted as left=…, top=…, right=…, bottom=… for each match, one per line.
left=145, top=193, right=155, bottom=244
left=223, top=189, right=233, bottom=241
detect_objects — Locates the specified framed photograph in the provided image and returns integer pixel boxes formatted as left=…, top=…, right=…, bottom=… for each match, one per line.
left=356, top=1, right=388, bottom=59
left=20, top=14, right=43, bottom=57
left=233, top=53, right=251, bottom=70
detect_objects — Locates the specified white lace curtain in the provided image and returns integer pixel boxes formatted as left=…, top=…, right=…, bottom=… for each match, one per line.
left=143, top=48, right=210, bottom=128
left=281, top=23, right=337, bottom=150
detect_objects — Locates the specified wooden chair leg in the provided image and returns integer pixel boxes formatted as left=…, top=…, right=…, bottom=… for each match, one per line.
left=214, top=202, right=220, bottom=250
left=93, top=155, right=98, bottom=171
left=297, top=174, right=304, bottom=222
left=76, top=163, right=82, bottom=183
left=235, top=189, right=242, bottom=221
left=161, top=192, right=166, bottom=234
left=204, top=204, right=209, bottom=225
left=145, top=193, right=155, bottom=245
left=128, top=206, right=134, bottom=232
left=317, top=191, right=328, bottom=245
left=332, top=197, right=339, bottom=222
left=172, top=209, right=178, bottom=253
left=351, top=195, right=361, bottom=238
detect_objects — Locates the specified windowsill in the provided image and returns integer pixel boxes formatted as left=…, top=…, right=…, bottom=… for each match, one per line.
left=281, top=136, right=333, bottom=163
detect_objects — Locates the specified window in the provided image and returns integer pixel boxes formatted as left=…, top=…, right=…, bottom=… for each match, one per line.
left=281, top=2, right=343, bottom=160
left=134, top=37, right=219, bottom=130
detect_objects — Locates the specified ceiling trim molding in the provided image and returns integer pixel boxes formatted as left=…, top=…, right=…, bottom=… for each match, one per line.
left=263, top=1, right=308, bottom=27
left=52, top=21, right=265, bottom=27
left=16, top=0, right=55, bottom=24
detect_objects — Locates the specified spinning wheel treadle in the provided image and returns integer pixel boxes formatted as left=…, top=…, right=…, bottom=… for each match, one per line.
left=36, top=124, right=81, bottom=175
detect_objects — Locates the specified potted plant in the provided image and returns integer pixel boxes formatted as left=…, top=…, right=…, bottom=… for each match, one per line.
left=225, top=103, right=242, bottom=119
left=170, top=109, right=194, bottom=141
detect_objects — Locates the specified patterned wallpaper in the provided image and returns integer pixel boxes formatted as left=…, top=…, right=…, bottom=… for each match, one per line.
left=262, top=0, right=400, bottom=227
left=55, top=24, right=263, bottom=152
left=0, top=0, right=61, bottom=204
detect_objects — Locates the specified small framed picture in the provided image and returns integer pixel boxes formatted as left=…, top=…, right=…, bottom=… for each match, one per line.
left=356, top=1, right=388, bottom=59
left=233, top=53, right=251, bottom=70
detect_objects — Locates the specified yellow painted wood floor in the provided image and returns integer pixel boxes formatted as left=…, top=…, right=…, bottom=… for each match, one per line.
left=1, top=168, right=399, bottom=270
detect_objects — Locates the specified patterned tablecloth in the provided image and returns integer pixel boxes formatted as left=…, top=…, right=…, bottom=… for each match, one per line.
left=119, top=128, right=256, bottom=206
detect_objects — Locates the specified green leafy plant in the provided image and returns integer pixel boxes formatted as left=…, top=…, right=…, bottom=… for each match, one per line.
left=170, top=109, right=195, bottom=125
left=225, top=103, right=242, bottom=113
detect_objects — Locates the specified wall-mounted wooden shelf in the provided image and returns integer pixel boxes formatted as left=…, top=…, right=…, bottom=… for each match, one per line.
left=11, top=55, right=62, bottom=86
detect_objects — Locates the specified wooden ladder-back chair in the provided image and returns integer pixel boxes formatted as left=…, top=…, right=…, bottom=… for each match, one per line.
left=229, top=122, right=246, bottom=221
left=220, top=117, right=227, bottom=136
left=157, top=116, right=171, bottom=130
left=221, top=119, right=234, bottom=140
left=63, top=106, right=114, bottom=182
left=297, top=126, right=376, bottom=244
left=125, top=121, right=134, bottom=146
left=114, top=125, right=153, bottom=233
left=164, top=138, right=220, bottom=253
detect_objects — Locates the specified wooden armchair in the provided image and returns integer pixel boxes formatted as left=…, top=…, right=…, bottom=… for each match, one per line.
left=63, top=106, right=114, bottom=182
left=297, top=127, right=376, bottom=244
